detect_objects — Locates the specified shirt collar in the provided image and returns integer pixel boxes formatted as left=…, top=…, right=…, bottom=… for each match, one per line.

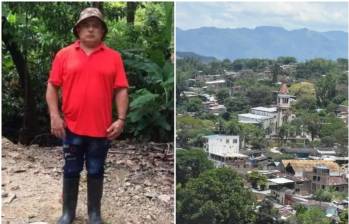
left=74, top=40, right=106, bottom=51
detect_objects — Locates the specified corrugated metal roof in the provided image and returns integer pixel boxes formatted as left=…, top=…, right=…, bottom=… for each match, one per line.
left=238, top=113, right=271, bottom=120
left=251, top=107, right=277, bottom=113
left=281, top=160, right=340, bottom=172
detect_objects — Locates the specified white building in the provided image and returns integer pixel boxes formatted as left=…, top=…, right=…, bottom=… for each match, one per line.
left=251, top=107, right=277, bottom=118
left=238, top=109, right=276, bottom=134
left=205, top=80, right=226, bottom=85
left=208, top=104, right=227, bottom=115
left=238, top=113, right=271, bottom=125
left=238, top=83, right=296, bottom=135
left=277, top=83, right=296, bottom=128
left=181, top=91, right=198, bottom=98
left=205, top=79, right=227, bottom=91
left=203, top=135, right=245, bottom=159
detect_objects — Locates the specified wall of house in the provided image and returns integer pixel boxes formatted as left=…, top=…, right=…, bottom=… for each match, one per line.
left=251, top=109, right=277, bottom=118
left=295, top=180, right=311, bottom=195
left=207, top=135, right=239, bottom=157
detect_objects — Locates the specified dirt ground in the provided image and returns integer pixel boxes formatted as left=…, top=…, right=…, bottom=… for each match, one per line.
left=1, top=138, right=174, bottom=224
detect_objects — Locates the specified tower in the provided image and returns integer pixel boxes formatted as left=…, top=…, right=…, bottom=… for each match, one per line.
left=277, top=83, right=291, bottom=129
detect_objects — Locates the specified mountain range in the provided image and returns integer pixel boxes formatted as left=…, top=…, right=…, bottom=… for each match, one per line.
left=176, top=26, right=348, bottom=61
left=176, top=51, right=217, bottom=63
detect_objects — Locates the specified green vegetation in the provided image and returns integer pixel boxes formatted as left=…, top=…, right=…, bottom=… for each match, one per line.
left=176, top=115, right=215, bottom=147
left=224, top=96, right=249, bottom=113
left=265, top=151, right=295, bottom=162
left=176, top=149, right=214, bottom=185
left=256, top=199, right=282, bottom=224
left=246, top=85, right=274, bottom=107
left=314, top=187, right=348, bottom=202
left=177, top=168, right=256, bottom=224
left=216, top=88, right=230, bottom=104
left=289, top=82, right=316, bottom=97
left=289, top=205, right=334, bottom=224
left=177, top=55, right=347, bottom=148
left=295, top=206, right=331, bottom=224
left=176, top=55, right=347, bottom=223
left=279, top=123, right=297, bottom=144
left=2, top=2, right=174, bottom=143
left=247, top=170, right=268, bottom=190
left=339, top=210, right=348, bottom=224
left=295, top=58, right=346, bottom=80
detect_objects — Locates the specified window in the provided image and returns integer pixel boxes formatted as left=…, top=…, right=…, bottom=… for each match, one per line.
left=282, top=98, right=289, bottom=104
left=233, top=139, right=237, bottom=143
left=313, top=176, right=316, bottom=181
left=317, top=176, right=320, bottom=181
left=226, top=139, right=229, bottom=144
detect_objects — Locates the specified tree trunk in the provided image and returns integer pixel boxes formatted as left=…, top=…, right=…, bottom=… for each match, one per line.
left=126, top=2, right=138, bottom=25
left=2, top=16, right=37, bottom=145
left=92, top=2, right=104, bottom=13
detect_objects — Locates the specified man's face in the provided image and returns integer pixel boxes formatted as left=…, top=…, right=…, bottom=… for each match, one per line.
left=77, top=17, right=105, bottom=46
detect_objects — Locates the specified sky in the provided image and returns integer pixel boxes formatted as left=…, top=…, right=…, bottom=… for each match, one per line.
left=176, top=2, right=348, bottom=32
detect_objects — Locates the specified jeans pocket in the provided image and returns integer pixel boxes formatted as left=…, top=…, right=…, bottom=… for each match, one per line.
left=63, top=128, right=83, bottom=146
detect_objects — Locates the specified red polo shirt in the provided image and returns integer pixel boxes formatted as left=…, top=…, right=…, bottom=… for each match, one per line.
left=48, top=41, right=128, bottom=137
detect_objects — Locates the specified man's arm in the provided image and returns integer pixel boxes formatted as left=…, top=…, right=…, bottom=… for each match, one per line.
left=46, top=82, right=65, bottom=138
left=106, top=88, right=129, bottom=140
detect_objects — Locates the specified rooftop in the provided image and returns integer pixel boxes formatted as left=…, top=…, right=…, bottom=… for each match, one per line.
left=281, top=160, right=340, bottom=172
left=257, top=170, right=280, bottom=175
left=314, top=165, right=329, bottom=169
left=205, top=80, right=226, bottom=84
left=279, top=147, right=315, bottom=154
left=204, top=135, right=239, bottom=139
left=239, top=120, right=260, bottom=124
left=279, top=83, right=289, bottom=94
left=209, top=152, right=247, bottom=158
left=238, top=113, right=271, bottom=120
left=316, top=150, right=336, bottom=155
left=278, top=94, right=293, bottom=97
left=251, top=107, right=277, bottom=113
left=268, top=177, right=295, bottom=184
left=209, top=105, right=226, bottom=110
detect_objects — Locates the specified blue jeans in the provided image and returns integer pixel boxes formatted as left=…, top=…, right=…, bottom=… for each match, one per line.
left=62, top=129, right=110, bottom=178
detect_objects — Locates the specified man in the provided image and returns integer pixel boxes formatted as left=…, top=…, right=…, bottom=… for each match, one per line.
left=46, top=7, right=128, bottom=224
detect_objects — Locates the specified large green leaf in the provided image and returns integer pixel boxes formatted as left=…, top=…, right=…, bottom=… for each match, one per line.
left=129, top=89, right=159, bottom=109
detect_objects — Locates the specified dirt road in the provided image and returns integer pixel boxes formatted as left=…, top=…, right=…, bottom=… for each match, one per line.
left=2, top=138, right=174, bottom=224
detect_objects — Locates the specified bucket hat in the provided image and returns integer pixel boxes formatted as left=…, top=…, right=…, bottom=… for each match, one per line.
left=73, top=7, right=108, bottom=38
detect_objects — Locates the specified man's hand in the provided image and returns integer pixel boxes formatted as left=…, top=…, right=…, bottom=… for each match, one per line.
left=106, top=119, right=125, bottom=140
left=50, top=114, right=65, bottom=139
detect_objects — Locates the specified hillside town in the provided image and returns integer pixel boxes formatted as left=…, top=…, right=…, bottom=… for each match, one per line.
left=177, top=57, right=348, bottom=223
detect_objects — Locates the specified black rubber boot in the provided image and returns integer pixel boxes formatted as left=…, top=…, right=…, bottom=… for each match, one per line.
left=88, top=177, right=104, bottom=224
left=57, top=177, right=80, bottom=224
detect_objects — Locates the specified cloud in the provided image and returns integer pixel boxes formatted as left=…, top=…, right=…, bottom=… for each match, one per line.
left=176, top=2, right=348, bottom=32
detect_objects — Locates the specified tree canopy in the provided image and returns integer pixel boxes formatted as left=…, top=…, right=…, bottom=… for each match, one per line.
left=177, top=168, right=256, bottom=224
left=176, top=149, right=214, bottom=185
left=2, top=2, right=174, bottom=144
